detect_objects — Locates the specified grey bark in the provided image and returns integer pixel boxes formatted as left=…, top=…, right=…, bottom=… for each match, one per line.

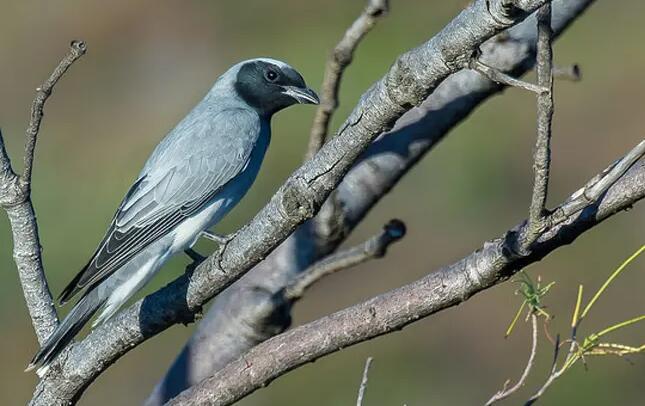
left=525, top=4, right=554, bottom=247
left=167, top=153, right=645, bottom=406
left=0, top=41, right=86, bottom=344
left=30, top=1, right=556, bottom=404
left=147, top=0, right=595, bottom=402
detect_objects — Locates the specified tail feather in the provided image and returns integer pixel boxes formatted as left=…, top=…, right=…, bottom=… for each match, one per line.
left=58, top=265, right=87, bottom=305
left=27, top=291, right=105, bottom=375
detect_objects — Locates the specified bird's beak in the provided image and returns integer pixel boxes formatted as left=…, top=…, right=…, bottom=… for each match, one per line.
left=281, top=86, right=320, bottom=105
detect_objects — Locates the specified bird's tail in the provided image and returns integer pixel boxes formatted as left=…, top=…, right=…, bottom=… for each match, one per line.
left=26, top=290, right=106, bottom=376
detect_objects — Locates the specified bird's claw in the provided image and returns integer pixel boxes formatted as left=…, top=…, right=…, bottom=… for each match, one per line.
left=201, top=230, right=234, bottom=245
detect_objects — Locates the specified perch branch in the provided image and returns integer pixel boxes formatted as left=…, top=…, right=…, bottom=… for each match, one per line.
left=22, top=40, right=87, bottom=186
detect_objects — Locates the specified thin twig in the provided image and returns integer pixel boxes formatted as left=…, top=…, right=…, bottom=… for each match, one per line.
left=525, top=343, right=575, bottom=404
left=356, top=357, right=374, bottom=406
left=525, top=4, right=554, bottom=248
left=553, top=64, right=581, bottom=81
left=487, top=314, right=539, bottom=405
left=283, top=220, right=405, bottom=301
left=526, top=282, right=584, bottom=405
left=305, top=0, right=389, bottom=160
left=469, top=59, right=548, bottom=94
left=22, top=40, right=87, bottom=186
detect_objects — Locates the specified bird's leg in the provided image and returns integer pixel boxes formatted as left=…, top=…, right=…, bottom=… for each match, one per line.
left=201, top=228, right=242, bottom=270
left=184, top=248, right=206, bottom=263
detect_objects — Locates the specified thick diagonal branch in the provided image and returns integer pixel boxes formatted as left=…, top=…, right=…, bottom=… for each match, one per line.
left=1, top=41, right=86, bottom=343
left=167, top=151, right=645, bottom=406
left=32, top=1, right=554, bottom=404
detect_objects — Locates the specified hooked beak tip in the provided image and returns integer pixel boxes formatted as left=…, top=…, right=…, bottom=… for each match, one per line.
left=282, top=86, right=320, bottom=105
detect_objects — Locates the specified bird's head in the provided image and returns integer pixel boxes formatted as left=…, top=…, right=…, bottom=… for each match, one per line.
left=230, top=58, right=319, bottom=117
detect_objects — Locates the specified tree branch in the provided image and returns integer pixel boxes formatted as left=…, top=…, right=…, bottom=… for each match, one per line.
left=305, top=0, right=389, bottom=160
left=22, top=40, right=87, bottom=186
left=166, top=150, right=645, bottom=406
left=32, top=1, right=555, bottom=403
left=525, top=4, right=554, bottom=247
left=0, top=41, right=86, bottom=344
left=147, top=1, right=596, bottom=402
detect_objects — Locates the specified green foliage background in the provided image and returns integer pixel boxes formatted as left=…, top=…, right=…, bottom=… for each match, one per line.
left=0, top=1, right=643, bottom=404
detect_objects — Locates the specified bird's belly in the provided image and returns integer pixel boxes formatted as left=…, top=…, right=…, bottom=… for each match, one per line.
left=170, top=198, right=230, bottom=252
left=169, top=146, right=265, bottom=253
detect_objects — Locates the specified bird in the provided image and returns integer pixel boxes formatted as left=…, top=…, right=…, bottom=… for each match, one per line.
left=27, top=58, right=319, bottom=375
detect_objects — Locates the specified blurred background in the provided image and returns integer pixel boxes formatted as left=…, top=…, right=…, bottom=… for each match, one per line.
left=1, top=1, right=643, bottom=404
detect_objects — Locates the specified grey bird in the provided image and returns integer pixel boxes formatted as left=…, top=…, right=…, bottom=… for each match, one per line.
left=28, top=58, right=319, bottom=375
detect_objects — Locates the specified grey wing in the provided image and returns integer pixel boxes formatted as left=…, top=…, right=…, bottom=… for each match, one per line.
left=58, top=108, right=260, bottom=303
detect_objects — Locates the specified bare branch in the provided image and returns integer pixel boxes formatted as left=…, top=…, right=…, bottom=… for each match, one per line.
left=356, top=357, right=374, bottom=406
left=33, top=2, right=556, bottom=403
left=283, top=220, right=405, bottom=301
left=486, top=314, right=538, bottom=405
left=469, top=58, right=547, bottom=94
left=526, top=4, right=554, bottom=247
left=22, top=40, right=87, bottom=185
left=0, top=42, right=86, bottom=344
left=306, top=0, right=389, bottom=160
left=166, top=152, right=645, bottom=406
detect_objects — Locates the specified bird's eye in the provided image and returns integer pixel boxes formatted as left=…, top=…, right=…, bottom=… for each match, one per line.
left=265, top=70, right=279, bottom=82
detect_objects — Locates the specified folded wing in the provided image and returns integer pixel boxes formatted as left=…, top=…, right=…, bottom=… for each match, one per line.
left=59, top=108, right=260, bottom=304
